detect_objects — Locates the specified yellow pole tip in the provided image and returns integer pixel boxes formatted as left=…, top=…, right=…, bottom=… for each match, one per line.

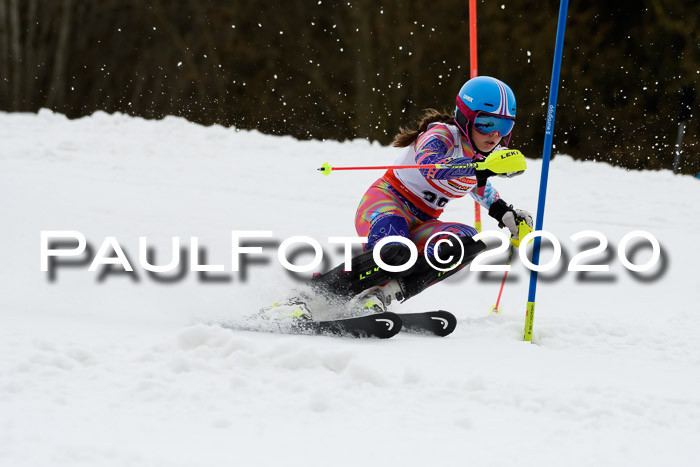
left=318, top=162, right=333, bottom=176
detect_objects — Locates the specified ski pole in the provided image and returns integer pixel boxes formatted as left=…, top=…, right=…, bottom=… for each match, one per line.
left=318, top=161, right=480, bottom=175
left=491, top=219, right=532, bottom=314
left=318, top=149, right=527, bottom=176
left=490, top=245, right=514, bottom=314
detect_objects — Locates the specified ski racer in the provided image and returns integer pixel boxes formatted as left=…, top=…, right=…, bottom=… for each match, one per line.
left=273, top=76, right=534, bottom=318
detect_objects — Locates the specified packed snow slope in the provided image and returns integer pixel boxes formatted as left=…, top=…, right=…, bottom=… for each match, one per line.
left=1, top=110, right=700, bottom=467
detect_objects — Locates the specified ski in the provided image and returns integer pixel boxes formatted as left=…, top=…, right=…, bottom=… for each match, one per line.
left=294, top=312, right=403, bottom=339
left=397, top=310, right=457, bottom=337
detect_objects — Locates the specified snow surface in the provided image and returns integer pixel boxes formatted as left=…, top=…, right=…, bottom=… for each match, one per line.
left=1, top=110, right=700, bottom=466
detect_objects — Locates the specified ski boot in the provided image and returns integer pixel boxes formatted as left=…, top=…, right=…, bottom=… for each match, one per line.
left=259, top=291, right=313, bottom=322
left=348, top=280, right=405, bottom=315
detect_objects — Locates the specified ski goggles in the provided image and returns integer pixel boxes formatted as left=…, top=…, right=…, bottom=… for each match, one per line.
left=473, top=113, right=515, bottom=136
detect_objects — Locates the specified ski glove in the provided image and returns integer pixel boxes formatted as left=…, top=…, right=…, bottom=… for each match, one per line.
left=488, top=199, right=534, bottom=246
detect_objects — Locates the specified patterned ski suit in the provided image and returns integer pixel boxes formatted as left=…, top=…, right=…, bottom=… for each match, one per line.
left=355, top=122, right=501, bottom=255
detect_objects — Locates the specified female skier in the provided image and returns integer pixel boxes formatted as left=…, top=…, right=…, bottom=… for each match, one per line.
left=272, top=76, right=533, bottom=318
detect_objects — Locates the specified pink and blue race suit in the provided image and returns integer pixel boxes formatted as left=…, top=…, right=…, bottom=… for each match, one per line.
left=355, top=122, right=501, bottom=255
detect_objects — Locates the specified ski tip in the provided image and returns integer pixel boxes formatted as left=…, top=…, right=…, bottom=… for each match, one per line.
left=374, top=311, right=403, bottom=338
left=399, top=310, right=456, bottom=337
left=425, top=310, right=456, bottom=337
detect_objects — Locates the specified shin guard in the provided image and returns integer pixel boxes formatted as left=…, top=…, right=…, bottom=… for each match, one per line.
left=397, top=236, right=486, bottom=301
left=310, top=243, right=414, bottom=300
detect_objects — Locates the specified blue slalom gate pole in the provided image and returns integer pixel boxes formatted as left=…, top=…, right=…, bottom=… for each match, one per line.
left=523, top=0, right=569, bottom=342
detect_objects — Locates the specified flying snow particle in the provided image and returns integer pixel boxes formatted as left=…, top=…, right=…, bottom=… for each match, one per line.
left=177, top=62, right=182, bottom=67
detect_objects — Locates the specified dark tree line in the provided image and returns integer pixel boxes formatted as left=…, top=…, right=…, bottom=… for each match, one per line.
left=1, top=0, right=698, bottom=174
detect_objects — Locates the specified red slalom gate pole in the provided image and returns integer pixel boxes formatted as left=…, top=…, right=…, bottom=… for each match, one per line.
left=469, top=0, right=478, bottom=79
left=469, top=0, right=482, bottom=233
left=469, top=0, right=508, bottom=316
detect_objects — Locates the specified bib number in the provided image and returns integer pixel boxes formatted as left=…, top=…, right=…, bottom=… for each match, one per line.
left=422, top=191, right=449, bottom=207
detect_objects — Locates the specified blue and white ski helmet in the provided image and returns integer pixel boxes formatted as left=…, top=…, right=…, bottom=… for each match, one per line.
left=455, top=76, right=517, bottom=145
